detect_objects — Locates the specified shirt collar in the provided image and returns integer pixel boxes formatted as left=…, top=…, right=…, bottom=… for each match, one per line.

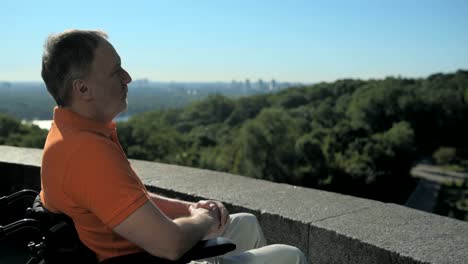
left=53, top=107, right=116, bottom=138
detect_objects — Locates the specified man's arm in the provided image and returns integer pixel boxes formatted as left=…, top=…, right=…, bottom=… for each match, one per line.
left=149, top=193, right=194, bottom=219
left=149, top=194, right=230, bottom=229
left=113, top=200, right=220, bottom=261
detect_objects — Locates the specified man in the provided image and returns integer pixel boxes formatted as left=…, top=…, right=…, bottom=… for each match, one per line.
left=40, top=29, right=307, bottom=264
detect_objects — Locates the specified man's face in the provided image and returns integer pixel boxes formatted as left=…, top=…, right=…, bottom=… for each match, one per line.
left=85, top=40, right=132, bottom=122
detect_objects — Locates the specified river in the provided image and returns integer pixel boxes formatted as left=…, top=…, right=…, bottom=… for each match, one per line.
left=23, top=115, right=132, bottom=130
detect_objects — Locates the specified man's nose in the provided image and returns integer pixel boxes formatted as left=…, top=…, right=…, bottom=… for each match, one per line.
left=123, top=69, right=132, bottom=84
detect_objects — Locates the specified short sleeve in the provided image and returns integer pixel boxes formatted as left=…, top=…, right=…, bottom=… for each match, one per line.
left=64, top=133, right=150, bottom=228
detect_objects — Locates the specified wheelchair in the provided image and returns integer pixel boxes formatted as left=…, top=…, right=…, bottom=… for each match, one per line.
left=0, top=189, right=236, bottom=264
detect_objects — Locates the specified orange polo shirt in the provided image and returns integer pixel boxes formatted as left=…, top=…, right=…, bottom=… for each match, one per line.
left=40, top=107, right=150, bottom=262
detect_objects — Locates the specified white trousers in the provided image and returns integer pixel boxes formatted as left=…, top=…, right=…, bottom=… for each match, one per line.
left=193, top=213, right=308, bottom=264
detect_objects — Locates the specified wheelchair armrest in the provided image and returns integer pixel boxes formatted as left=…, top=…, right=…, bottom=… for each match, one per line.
left=0, top=218, right=42, bottom=240
left=101, top=237, right=236, bottom=264
left=0, top=189, right=39, bottom=208
left=178, top=237, right=236, bottom=262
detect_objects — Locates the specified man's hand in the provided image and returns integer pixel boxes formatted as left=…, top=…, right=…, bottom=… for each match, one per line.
left=188, top=204, right=220, bottom=235
left=194, top=200, right=230, bottom=238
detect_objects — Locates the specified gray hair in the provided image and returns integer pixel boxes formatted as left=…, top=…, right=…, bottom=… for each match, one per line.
left=41, top=29, right=108, bottom=106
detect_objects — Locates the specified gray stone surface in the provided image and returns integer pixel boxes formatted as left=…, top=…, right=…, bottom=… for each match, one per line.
left=132, top=159, right=378, bottom=223
left=2, top=145, right=468, bottom=264
left=310, top=204, right=468, bottom=264
left=0, top=145, right=42, bottom=167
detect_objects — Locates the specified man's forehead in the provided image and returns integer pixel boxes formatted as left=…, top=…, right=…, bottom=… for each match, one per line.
left=94, top=40, right=120, bottom=64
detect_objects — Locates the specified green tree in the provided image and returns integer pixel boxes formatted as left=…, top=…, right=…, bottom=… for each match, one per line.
left=0, top=114, right=47, bottom=148
left=295, top=133, right=328, bottom=187
left=233, top=108, right=300, bottom=184
left=225, top=95, right=270, bottom=126
left=181, top=94, right=235, bottom=127
left=433, top=147, right=457, bottom=165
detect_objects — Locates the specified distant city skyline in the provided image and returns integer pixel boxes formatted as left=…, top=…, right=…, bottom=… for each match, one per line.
left=1, top=0, right=467, bottom=83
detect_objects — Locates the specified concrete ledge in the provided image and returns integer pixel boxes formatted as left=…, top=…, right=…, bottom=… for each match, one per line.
left=1, top=145, right=468, bottom=264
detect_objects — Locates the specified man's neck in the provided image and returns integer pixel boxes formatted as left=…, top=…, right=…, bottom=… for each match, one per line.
left=65, top=103, right=112, bottom=123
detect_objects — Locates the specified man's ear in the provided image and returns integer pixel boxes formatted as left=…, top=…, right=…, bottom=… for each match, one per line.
left=72, top=79, right=92, bottom=101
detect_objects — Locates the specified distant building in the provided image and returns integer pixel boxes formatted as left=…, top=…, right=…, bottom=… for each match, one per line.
left=244, top=78, right=251, bottom=94
left=269, top=79, right=277, bottom=91
left=257, top=79, right=266, bottom=91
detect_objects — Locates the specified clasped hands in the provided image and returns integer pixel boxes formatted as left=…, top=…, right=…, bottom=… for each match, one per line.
left=189, top=200, right=230, bottom=239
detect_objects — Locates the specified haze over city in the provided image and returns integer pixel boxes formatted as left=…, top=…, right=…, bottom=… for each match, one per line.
left=1, top=0, right=467, bottom=83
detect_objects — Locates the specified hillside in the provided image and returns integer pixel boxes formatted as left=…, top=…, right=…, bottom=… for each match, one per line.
left=117, top=70, right=468, bottom=204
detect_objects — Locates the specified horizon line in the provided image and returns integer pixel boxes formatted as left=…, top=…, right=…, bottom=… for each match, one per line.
left=1, top=68, right=467, bottom=85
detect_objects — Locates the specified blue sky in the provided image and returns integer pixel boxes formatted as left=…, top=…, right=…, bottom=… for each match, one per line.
left=1, top=0, right=467, bottom=83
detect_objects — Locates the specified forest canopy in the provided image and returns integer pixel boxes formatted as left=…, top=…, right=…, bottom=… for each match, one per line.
left=116, top=70, right=468, bottom=203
